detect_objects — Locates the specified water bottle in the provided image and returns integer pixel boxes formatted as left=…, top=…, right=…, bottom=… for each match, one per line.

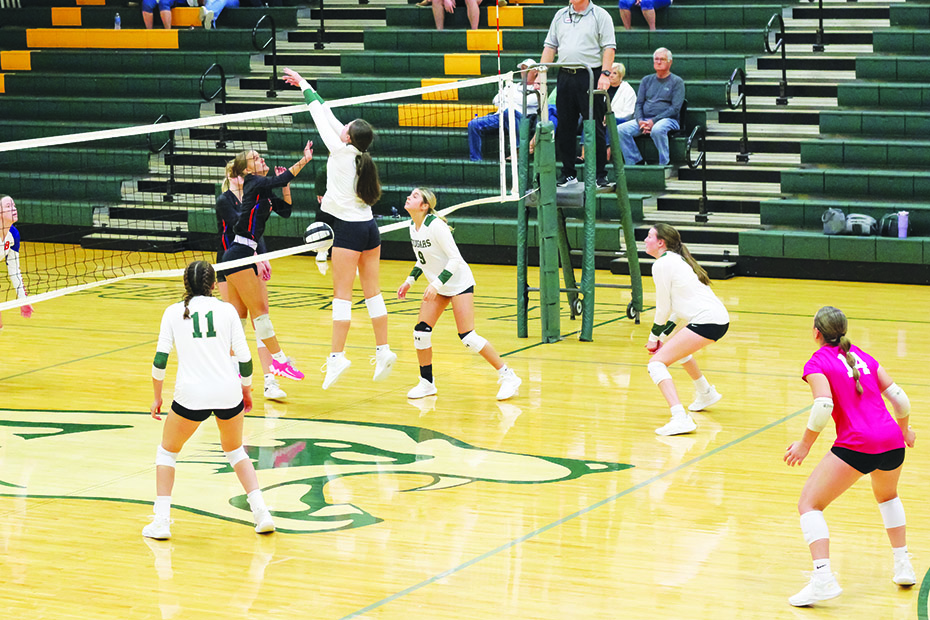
left=114, top=12, right=121, bottom=29
left=897, top=211, right=909, bottom=239
left=391, top=207, right=400, bottom=219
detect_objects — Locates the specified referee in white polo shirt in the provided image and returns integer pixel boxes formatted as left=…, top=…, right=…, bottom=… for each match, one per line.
left=540, top=0, right=616, bottom=189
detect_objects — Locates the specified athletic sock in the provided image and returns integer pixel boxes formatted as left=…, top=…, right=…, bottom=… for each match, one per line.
left=893, top=546, right=909, bottom=559
left=498, top=364, right=510, bottom=375
left=812, top=558, right=831, bottom=573
left=420, top=364, right=433, bottom=383
left=154, top=495, right=172, bottom=518
left=376, top=344, right=391, bottom=353
left=694, top=376, right=711, bottom=393
left=247, top=489, right=267, bottom=513
left=271, top=351, right=287, bottom=363
left=670, top=404, right=687, bottom=418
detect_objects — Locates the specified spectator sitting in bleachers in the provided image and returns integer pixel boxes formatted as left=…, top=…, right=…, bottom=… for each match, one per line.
left=142, top=0, right=182, bottom=29
left=617, top=47, right=684, bottom=166
left=608, top=62, right=636, bottom=123
left=431, top=0, right=483, bottom=30
left=199, top=0, right=240, bottom=29
left=619, top=0, right=671, bottom=31
left=467, top=59, right=540, bottom=161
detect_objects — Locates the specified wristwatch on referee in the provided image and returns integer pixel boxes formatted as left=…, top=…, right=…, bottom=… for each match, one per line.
left=601, top=70, right=611, bottom=76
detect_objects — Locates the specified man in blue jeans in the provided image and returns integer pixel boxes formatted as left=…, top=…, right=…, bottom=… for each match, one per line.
left=468, top=59, right=539, bottom=161
left=617, top=47, right=684, bottom=166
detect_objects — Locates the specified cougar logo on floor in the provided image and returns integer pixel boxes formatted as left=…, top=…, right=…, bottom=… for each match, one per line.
left=0, top=412, right=630, bottom=533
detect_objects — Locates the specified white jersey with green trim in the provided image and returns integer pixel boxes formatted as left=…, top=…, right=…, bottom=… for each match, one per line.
left=156, top=296, right=251, bottom=410
left=408, top=215, right=475, bottom=296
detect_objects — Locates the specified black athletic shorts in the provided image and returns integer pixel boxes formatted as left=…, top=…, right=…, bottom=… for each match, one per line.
left=832, top=446, right=905, bottom=475
left=221, top=242, right=258, bottom=277
left=455, top=285, right=475, bottom=296
left=333, top=218, right=381, bottom=252
left=216, top=250, right=228, bottom=282
left=172, top=400, right=244, bottom=423
left=686, top=322, right=729, bottom=341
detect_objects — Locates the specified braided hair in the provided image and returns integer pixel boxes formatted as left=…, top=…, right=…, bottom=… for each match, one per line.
left=653, top=222, right=710, bottom=286
left=814, top=305, right=862, bottom=395
left=182, top=260, right=216, bottom=320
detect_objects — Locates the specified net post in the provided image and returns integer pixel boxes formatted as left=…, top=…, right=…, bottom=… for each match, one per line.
left=535, top=121, right=560, bottom=343
left=606, top=112, right=643, bottom=318
left=516, top=114, right=531, bottom=339
left=580, top=117, right=597, bottom=342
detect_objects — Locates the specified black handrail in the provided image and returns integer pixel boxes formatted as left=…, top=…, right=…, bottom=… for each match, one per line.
left=726, top=67, right=751, bottom=163
left=316, top=0, right=326, bottom=50
left=686, top=125, right=708, bottom=223
left=252, top=15, right=278, bottom=98
left=146, top=114, right=176, bottom=203
left=200, top=63, right=228, bottom=149
left=808, top=0, right=825, bottom=52
left=764, top=12, right=789, bottom=106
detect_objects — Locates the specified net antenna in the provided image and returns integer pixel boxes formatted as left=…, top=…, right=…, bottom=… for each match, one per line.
left=0, top=73, right=519, bottom=313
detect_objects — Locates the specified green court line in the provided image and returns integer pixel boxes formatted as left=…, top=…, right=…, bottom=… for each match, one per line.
left=0, top=340, right=157, bottom=382
left=919, top=568, right=929, bottom=620
left=338, top=405, right=810, bottom=620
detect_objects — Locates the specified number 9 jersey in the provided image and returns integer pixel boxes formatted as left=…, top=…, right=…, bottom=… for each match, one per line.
left=407, top=214, right=476, bottom=296
left=156, top=296, right=251, bottom=410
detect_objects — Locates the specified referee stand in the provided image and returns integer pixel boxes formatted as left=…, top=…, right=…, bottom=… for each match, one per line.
left=516, top=64, right=643, bottom=344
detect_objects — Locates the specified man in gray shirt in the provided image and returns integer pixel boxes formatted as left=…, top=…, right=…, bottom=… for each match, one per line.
left=540, top=0, right=616, bottom=188
left=618, top=47, right=685, bottom=166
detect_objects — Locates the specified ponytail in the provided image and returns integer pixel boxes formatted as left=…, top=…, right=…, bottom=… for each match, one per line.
left=814, top=305, right=862, bottom=395
left=347, top=119, right=382, bottom=206
left=414, top=187, right=452, bottom=229
left=653, top=222, right=710, bottom=285
left=221, top=160, right=235, bottom=193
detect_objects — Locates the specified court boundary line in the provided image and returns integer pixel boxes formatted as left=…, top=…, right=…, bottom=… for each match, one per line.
left=337, top=406, right=810, bottom=620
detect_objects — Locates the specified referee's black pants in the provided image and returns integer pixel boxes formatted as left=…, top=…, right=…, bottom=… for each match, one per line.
left=555, top=68, right=608, bottom=179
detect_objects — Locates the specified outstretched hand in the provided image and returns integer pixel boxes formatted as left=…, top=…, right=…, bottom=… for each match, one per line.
left=282, top=67, right=303, bottom=88
left=20, top=304, right=33, bottom=318
left=303, top=140, right=314, bottom=160
left=784, top=440, right=810, bottom=467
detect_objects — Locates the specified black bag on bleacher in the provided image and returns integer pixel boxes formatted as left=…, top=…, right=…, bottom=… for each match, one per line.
left=879, top=213, right=909, bottom=238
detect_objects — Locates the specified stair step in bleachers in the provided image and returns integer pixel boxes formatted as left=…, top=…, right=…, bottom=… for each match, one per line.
left=800, top=137, right=930, bottom=168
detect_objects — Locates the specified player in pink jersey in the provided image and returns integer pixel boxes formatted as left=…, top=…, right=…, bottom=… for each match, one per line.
left=784, top=306, right=916, bottom=607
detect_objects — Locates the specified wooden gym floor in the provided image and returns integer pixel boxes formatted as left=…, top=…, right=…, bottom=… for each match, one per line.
left=0, top=252, right=927, bottom=619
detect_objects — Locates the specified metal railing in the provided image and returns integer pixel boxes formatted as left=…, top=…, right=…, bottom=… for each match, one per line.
left=252, top=15, right=278, bottom=98
left=200, top=63, right=228, bottom=149
left=146, top=114, right=176, bottom=203
left=726, top=67, right=751, bottom=163
left=686, top=125, right=708, bottom=223
left=808, top=0, right=826, bottom=52
left=764, top=12, right=790, bottom=106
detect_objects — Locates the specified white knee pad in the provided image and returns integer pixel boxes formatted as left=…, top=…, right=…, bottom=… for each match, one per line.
left=253, top=314, right=275, bottom=340
left=332, top=298, right=352, bottom=322
left=414, top=328, right=432, bottom=350
left=800, top=510, right=830, bottom=545
left=225, top=446, right=249, bottom=467
left=879, top=497, right=906, bottom=529
left=155, top=445, right=179, bottom=468
left=461, top=330, right=488, bottom=353
left=678, top=354, right=693, bottom=364
left=256, top=332, right=266, bottom=349
left=647, top=361, right=672, bottom=385
left=365, top=293, right=387, bottom=319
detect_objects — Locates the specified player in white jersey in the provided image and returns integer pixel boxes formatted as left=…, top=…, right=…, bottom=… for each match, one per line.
left=143, top=260, right=274, bottom=540
left=396, top=188, right=521, bottom=400
left=0, top=196, right=33, bottom=332
left=283, top=67, right=397, bottom=391
left=644, top=223, right=729, bottom=436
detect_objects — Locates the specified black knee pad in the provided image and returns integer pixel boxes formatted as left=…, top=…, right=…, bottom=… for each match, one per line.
left=415, top=321, right=433, bottom=332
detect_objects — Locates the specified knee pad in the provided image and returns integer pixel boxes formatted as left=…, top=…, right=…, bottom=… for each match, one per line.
left=678, top=354, right=693, bottom=364
left=365, top=293, right=387, bottom=319
left=879, top=497, right=906, bottom=529
left=225, top=446, right=249, bottom=467
left=647, top=361, right=671, bottom=385
left=414, top=321, right=433, bottom=350
left=256, top=332, right=266, bottom=349
left=459, top=330, right=487, bottom=353
left=253, top=314, right=275, bottom=340
left=155, top=445, right=179, bottom=468
left=332, top=298, right=352, bottom=322
left=800, top=510, right=829, bottom=545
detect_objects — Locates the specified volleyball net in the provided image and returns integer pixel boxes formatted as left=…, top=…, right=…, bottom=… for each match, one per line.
left=0, top=72, right=524, bottom=312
